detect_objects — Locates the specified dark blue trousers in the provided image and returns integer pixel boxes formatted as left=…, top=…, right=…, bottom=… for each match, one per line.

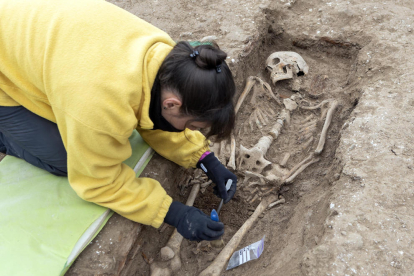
left=0, top=106, right=68, bottom=176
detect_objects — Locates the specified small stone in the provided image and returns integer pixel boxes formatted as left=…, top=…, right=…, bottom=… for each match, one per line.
left=211, top=239, right=225, bottom=248
left=200, top=35, right=217, bottom=42
left=291, top=79, right=301, bottom=92
left=206, top=253, right=215, bottom=262
left=334, top=173, right=340, bottom=180
left=341, top=231, right=347, bottom=236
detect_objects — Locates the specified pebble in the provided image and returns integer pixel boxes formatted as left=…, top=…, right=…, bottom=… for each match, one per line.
left=206, top=254, right=215, bottom=262
left=341, top=231, right=347, bottom=236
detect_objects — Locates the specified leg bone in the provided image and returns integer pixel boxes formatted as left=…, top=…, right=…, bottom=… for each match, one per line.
left=284, top=156, right=320, bottom=184
left=151, top=183, right=200, bottom=276
left=315, top=100, right=338, bottom=154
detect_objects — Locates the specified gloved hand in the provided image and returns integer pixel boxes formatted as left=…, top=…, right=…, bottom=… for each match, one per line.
left=164, top=201, right=224, bottom=241
left=197, top=152, right=237, bottom=203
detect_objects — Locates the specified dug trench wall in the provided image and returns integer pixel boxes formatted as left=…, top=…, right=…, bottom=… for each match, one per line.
left=67, top=0, right=414, bottom=275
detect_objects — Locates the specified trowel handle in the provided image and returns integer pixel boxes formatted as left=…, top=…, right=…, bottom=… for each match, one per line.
left=210, top=209, right=219, bottom=222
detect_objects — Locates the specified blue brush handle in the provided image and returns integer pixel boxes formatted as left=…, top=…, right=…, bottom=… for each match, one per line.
left=210, top=209, right=219, bottom=222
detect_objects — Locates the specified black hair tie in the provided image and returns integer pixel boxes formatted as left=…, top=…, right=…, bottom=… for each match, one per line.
left=190, top=50, right=199, bottom=58
left=216, top=64, right=222, bottom=73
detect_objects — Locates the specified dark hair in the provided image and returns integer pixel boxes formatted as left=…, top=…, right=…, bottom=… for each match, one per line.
left=157, top=41, right=236, bottom=140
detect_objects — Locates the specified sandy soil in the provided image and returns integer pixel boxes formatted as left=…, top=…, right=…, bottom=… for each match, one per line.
left=42, top=0, right=414, bottom=275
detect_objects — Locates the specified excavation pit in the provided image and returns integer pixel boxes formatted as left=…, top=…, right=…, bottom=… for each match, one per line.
left=68, top=19, right=364, bottom=276
left=145, top=30, right=362, bottom=276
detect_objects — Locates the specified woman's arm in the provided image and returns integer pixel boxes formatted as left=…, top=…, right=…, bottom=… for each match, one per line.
left=137, top=127, right=210, bottom=168
left=54, top=108, right=172, bottom=228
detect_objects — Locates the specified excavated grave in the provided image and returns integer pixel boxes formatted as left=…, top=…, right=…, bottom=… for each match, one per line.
left=67, top=22, right=363, bottom=276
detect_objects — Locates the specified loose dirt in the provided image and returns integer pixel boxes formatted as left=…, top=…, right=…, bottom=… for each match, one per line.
left=19, top=0, right=414, bottom=275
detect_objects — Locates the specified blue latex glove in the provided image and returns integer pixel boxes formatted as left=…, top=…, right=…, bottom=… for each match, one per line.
left=164, top=201, right=224, bottom=241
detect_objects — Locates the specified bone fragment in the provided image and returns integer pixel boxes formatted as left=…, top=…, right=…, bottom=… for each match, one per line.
left=263, top=173, right=282, bottom=183
left=269, top=109, right=289, bottom=139
left=266, top=105, right=276, bottom=116
left=262, top=187, right=277, bottom=196
left=254, top=110, right=262, bottom=129
left=249, top=85, right=258, bottom=105
left=248, top=187, right=259, bottom=196
left=268, top=196, right=286, bottom=209
left=217, top=140, right=227, bottom=164
left=315, top=101, right=338, bottom=154
left=284, top=157, right=320, bottom=184
left=244, top=171, right=266, bottom=184
left=227, top=133, right=236, bottom=170
left=248, top=116, right=254, bottom=132
left=280, top=153, right=291, bottom=167
left=256, top=109, right=267, bottom=126
left=301, top=114, right=314, bottom=124
left=301, top=136, right=314, bottom=151
left=150, top=265, right=171, bottom=276
left=300, top=119, right=318, bottom=130
left=210, top=239, right=225, bottom=248
left=302, top=130, right=316, bottom=141
left=283, top=98, right=298, bottom=112
left=258, top=109, right=269, bottom=124
left=300, top=100, right=330, bottom=110
left=160, top=247, right=174, bottom=261
left=199, top=195, right=278, bottom=276
left=201, top=180, right=213, bottom=188
left=253, top=76, right=282, bottom=105
left=266, top=164, right=290, bottom=178
left=151, top=183, right=200, bottom=276
left=283, top=153, right=314, bottom=182
left=247, top=181, right=262, bottom=188
left=249, top=194, right=260, bottom=204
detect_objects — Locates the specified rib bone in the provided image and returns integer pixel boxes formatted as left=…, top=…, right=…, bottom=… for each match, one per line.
left=238, top=109, right=290, bottom=174
left=235, top=76, right=256, bottom=114
left=227, top=133, right=236, bottom=170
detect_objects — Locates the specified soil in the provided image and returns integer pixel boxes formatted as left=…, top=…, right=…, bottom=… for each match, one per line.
left=3, top=0, right=413, bottom=275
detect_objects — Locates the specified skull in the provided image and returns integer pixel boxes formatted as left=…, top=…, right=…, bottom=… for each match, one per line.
left=266, top=51, right=309, bottom=85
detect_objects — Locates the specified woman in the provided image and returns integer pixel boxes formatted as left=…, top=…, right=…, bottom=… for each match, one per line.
left=0, top=0, right=237, bottom=241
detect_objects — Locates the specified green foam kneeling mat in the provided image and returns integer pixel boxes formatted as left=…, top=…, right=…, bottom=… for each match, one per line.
left=0, top=130, right=153, bottom=276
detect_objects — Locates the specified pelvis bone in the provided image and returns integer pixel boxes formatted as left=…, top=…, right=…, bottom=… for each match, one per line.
left=266, top=51, right=309, bottom=85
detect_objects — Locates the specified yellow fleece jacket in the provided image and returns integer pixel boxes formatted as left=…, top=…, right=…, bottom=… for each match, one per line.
left=0, top=0, right=209, bottom=228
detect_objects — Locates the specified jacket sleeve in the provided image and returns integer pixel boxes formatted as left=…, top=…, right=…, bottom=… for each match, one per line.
left=54, top=108, right=172, bottom=228
left=137, top=127, right=210, bottom=168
